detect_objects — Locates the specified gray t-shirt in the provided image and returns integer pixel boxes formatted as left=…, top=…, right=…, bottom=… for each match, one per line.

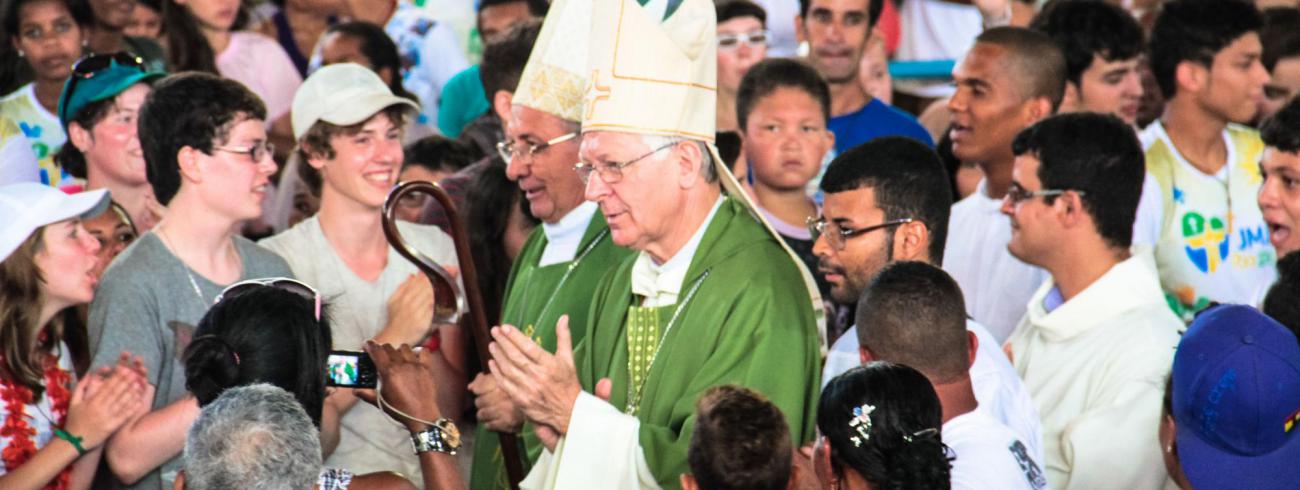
left=88, top=232, right=292, bottom=489
left=260, top=216, right=456, bottom=487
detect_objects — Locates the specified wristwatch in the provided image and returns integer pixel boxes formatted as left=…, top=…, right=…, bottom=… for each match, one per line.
left=410, top=418, right=461, bottom=455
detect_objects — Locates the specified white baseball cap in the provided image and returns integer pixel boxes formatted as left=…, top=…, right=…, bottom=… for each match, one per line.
left=291, top=63, right=419, bottom=141
left=0, top=183, right=111, bottom=262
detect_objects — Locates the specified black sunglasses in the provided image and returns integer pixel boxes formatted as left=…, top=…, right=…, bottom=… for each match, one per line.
left=71, top=52, right=144, bottom=78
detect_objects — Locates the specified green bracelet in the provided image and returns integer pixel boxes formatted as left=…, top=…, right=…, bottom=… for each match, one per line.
left=53, top=428, right=86, bottom=456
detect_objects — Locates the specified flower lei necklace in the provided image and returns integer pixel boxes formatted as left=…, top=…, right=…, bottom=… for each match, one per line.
left=1, top=344, right=74, bottom=489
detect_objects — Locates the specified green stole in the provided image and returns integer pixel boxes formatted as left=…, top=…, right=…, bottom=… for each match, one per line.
left=575, top=196, right=822, bottom=489
left=469, top=211, right=631, bottom=490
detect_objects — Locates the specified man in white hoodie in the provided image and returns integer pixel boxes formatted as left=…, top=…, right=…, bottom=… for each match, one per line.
left=1003, top=112, right=1183, bottom=490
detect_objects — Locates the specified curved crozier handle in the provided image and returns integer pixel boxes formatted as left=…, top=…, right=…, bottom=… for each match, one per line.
left=381, top=180, right=525, bottom=489
left=381, top=181, right=465, bottom=324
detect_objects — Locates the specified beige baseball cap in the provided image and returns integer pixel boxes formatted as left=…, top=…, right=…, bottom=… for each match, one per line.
left=291, top=63, right=419, bottom=141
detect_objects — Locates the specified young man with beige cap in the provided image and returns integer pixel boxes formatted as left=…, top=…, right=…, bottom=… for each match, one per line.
left=259, top=62, right=462, bottom=487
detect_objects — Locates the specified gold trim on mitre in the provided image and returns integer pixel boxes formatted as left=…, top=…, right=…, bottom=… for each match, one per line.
left=511, top=0, right=589, bottom=122
left=584, top=0, right=828, bottom=350
left=582, top=0, right=717, bottom=140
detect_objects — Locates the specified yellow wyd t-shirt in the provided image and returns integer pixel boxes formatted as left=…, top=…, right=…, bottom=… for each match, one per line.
left=1140, top=122, right=1277, bottom=321
left=0, top=83, right=76, bottom=189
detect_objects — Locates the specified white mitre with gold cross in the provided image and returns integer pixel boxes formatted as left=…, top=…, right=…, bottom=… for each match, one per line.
left=581, top=0, right=828, bottom=348
left=511, top=0, right=589, bottom=121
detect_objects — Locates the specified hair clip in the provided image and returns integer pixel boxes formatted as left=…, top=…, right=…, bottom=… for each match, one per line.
left=848, top=403, right=876, bottom=447
left=903, top=428, right=939, bottom=443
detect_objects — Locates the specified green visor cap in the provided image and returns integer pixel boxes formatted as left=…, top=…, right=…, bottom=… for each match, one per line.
left=58, top=58, right=166, bottom=131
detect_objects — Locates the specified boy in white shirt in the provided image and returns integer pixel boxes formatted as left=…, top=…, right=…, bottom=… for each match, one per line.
left=1140, top=0, right=1275, bottom=320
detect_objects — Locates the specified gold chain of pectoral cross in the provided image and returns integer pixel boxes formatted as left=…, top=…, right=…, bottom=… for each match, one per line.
left=516, top=229, right=610, bottom=341
left=624, top=269, right=711, bottom=416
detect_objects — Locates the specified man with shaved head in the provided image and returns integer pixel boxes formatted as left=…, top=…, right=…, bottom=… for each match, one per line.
left=942, top=27, right=1066, bottom=342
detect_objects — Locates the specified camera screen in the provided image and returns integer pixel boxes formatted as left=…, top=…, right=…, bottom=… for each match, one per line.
left=327, top=354, right=361, bottom=386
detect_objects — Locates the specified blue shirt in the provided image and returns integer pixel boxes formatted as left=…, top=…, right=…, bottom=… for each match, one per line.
left=827, top=98, right=933, bottom=154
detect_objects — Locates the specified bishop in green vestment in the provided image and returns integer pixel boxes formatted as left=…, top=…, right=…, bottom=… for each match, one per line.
left=469, top=209, right=631, bottom=489
left=486, top=2, right=823, bottom=488
left=466, top=0, right=632, bottom=486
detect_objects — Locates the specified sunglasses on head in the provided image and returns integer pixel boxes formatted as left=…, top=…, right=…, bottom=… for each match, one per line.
left=214, top=277, right=322, bottom=322
left=59, top=52, right=148, bottom=124
left=71, top=52, right=144, bottom=78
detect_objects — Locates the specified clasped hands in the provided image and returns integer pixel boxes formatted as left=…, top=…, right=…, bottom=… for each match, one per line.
left=474, top=315, right=608, bottom=451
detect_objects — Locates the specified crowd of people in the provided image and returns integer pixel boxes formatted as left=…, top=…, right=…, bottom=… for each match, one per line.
left=2, top=0, right=1300, bottom=489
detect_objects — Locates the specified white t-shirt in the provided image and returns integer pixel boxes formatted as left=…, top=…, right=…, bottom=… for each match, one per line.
left=260, top=216, right=457, bottom=487
left=1136, top=122, right=1276, bottom=320
left=945, top=409, right=1049, bottom=490
left=0, top=115, right=38, bottom=185
left=823, top=320, right=1043, bottom=462
left=943, top=181, right=1050, bottom=342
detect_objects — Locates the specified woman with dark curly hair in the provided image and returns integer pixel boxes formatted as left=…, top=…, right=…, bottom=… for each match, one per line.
left=814, top=362, right=952, bottom=490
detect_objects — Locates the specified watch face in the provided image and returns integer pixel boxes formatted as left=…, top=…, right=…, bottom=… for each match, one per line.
left=437, top=419, right=462, bottom=447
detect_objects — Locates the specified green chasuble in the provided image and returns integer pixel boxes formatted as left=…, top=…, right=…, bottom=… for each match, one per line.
left=575, top=196, right=822, bottom=488
left=470, top=211, right=632, bottom=490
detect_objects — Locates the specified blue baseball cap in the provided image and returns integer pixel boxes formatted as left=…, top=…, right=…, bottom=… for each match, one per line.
left=1173, top=304, right=1300, bottom=489
left=57, top=53, right=165, bottom=131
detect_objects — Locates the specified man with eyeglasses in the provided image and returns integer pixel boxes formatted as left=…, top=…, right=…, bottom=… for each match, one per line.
left=1002, top=113, right=1182, bottom=490
left=485, top=0, right=823, bottom=488
left=466, top=1, right=633, bottom=486
left=797, top=0, right=931, bottom=156
left=814, top=136, right=1042, bottom=465
left=86, top=72, right=294, bottom=489
left=715, top=0, right=768, bottom=133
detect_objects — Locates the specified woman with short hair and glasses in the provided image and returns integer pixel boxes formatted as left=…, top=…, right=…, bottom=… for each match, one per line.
left=55, top=52, right=165, bottom=233
left=0, top=183, right=150, bottom=490
left=86, top=72, right=294, bottom=489
left=715, top=0, right=768, bottom=133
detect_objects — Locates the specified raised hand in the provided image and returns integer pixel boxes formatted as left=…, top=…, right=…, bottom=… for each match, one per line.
left=356, top=342, right=441, bottom=432
left=384, top=274, right=436, bottom=345
left=488, top=315, right=582, bottom=436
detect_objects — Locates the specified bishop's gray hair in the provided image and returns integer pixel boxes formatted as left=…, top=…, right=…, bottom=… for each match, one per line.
left=182, top=384, right=322, bottom=490
left=637, top=134, right=718, bottom=183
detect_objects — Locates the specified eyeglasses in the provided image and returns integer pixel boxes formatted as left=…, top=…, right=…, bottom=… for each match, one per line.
left=213, top=141, right=275, bottom=163
left=1004, top=185, right=1086, bottom=206
left=214, top=277, right=322, bottom=321
left=496, top=132, right=577, bottom=164
left=807, top=216, right=915, bottom=251
left=573, top=141, right=677, bottom=185
left=718, top=30, right=769, bottom=49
